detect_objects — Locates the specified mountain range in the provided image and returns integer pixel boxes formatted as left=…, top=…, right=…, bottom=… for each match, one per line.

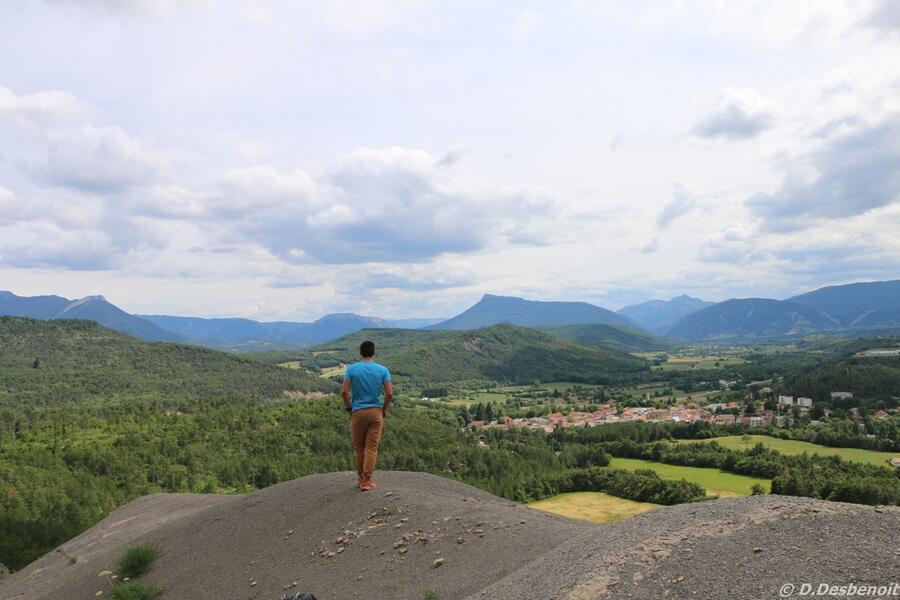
left=664, top=298, right=838, bottom=342
left=2, top=278, right=900, bottom=347
left=0, top=291, right=183, bottom=342
left=617, top=294, right=716, bottom=333
left=138, top=312, right=391, bottom=348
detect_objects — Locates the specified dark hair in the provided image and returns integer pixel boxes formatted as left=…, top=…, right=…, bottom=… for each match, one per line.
left=360, top=340, right=375, bottom=358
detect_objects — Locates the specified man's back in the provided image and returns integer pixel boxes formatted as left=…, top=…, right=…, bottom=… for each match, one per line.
left=345, top=361, right=391, bottom=411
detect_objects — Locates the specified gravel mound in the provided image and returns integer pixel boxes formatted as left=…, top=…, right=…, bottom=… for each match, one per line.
left=2, top=473, right=898, bottom=600
left=468, top=495, right=900, bottom=600
left=1, top=471, right=588, bottom=600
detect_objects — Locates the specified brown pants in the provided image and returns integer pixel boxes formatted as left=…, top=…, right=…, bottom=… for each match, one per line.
left=350, top=407, right=384, bottom=482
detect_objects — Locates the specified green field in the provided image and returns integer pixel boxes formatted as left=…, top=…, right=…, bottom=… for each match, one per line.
left=527, top=491, right=660, bottom=524
left=495, top=381, right=604, bottom=392
left=633, top=353, right=747, bottom=371
left=681, top=435, right=898, bottom=468
left=609, top=457, right=770, bottom=497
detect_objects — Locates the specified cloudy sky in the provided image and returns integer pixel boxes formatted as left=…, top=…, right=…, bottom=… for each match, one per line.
left=1, top=1, right=898, bottom=321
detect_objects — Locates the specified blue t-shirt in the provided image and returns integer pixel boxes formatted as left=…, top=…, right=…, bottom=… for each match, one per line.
left=343, top=361, right=392, bottom=411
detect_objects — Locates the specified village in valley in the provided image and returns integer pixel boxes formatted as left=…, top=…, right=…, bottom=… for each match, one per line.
left=466, top=388, right=895, bottom=434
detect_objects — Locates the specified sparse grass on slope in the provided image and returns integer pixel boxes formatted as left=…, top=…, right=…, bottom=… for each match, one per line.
left=528, top=491, right=660, bottom=524
left=117, top=544, right=160, bottom=578
left=108, top=581, right=161, bottom=600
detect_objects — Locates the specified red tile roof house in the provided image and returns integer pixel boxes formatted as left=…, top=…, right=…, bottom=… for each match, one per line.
left=547, top=412, right=566, bottom=423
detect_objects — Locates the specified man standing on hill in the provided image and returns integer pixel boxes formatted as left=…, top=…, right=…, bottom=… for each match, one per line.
left=342, top=340, right=393, bottom=491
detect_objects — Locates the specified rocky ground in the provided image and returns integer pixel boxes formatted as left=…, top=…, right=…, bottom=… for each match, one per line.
left=2, top=472, right=898, bottom=600
left=469, top=495, right=900, bottom=600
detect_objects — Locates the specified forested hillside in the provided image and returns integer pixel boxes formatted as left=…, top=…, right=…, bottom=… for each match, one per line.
left=787, top=354, right=900, bottom=407
left=381, top=324, right=649, bottom=387
left=250, top=325, right=651, bottom=388
left=0, top=317, right=334, bottom=406
left=537, top=323, right=676, bottom=351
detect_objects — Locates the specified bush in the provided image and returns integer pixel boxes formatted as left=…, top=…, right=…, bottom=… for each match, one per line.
left=117, top=544, right=160, bottom=579
left=108, top=581, right=160, bottom=600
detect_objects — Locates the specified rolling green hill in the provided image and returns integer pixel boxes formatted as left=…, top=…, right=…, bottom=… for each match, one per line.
left=537, top=323, right=677, bottom=352
left=380, top=324, right=649, bottom=387
left=244, top=328, right=455, bottom=369
left=0, top=317, right=335, bottom=407
left=313, top=328, right=455, bottom=360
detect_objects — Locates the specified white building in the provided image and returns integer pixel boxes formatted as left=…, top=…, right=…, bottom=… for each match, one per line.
left=831, top=392, right=853, bottom=400
left=796, top=397, right=813, bottom=408
left=778, top=395, right=794, bottom=407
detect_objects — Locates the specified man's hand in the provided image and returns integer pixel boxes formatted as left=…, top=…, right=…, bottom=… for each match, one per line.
left=383, top=380, right=394, bottom=419
left=342, top=379, right=352, bottom=413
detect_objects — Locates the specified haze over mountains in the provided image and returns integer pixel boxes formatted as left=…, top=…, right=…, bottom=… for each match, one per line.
left=139, top=312, right=391, bottom=349
left=617, top=295, right=716, bottom=333
left=2, top=279, right=899, bottom=347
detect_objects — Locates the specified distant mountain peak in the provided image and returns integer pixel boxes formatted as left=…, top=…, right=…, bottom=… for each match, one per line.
left=617, top=294, right=714, bottom=333
left=430, top=294, right=639, bottom=330
left=68, top=294, right=107, bottom=306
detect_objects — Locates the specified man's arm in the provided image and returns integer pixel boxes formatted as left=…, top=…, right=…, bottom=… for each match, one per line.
left=382, top=381, right=394, bottom=416
left=342, top=379, right=352, bottom=412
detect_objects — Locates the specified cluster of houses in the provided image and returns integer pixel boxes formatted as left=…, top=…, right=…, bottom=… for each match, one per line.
left=469, top=389, right=895, bottom=434
left=470, top=402, right=782, bottom=433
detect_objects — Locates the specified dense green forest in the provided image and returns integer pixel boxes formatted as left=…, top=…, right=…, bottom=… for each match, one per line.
left=0, top=318, right=334, bottom=407
left=786, top=355, right=900, bottom=407
left=536, top=323, right=677, bottom=352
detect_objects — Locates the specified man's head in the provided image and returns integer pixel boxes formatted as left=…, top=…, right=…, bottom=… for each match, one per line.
left=360, top=340, right=375, bottom=358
